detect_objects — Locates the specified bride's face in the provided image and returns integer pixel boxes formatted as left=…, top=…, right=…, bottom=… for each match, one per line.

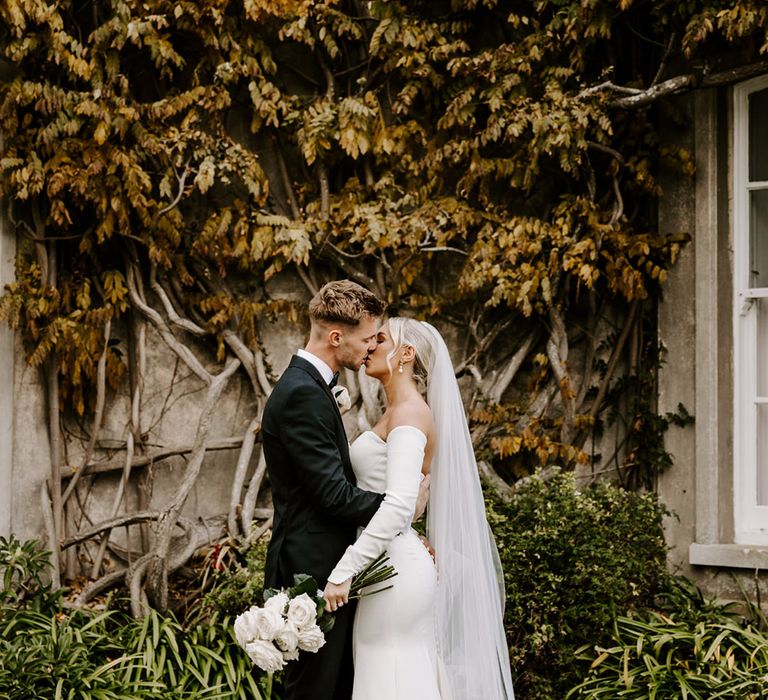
left=363, top=323, right=397, bottom=380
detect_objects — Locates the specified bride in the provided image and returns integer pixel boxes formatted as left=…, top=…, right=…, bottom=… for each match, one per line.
left=323, top=318, right=515, bottom=699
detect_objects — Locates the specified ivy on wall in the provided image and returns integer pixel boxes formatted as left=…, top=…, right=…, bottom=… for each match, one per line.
left=0, top=0, right=764, bottom=607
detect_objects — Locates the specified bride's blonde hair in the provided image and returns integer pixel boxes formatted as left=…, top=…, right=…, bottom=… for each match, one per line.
left=384, top=318, right=434, bottom=386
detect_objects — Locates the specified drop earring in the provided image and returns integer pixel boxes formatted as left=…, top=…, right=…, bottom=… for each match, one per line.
left=398, top=361, right=404, bottom=374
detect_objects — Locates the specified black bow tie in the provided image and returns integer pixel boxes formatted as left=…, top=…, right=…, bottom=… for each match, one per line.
left=329, top=372, right=340, bottom=389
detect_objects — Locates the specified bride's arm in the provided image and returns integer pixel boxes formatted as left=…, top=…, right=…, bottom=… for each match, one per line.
left=325, top=422, right=428, bottom=588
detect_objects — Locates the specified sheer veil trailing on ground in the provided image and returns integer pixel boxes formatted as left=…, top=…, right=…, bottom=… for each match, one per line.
left=422, top=321, right=515, bottom=700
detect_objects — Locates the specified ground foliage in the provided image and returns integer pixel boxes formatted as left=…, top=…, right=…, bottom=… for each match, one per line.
left=0, top=536, right=271, bottom=700
left=0, top=1, right=766, bottom=597
left=569, top=578, right=768, bottom=699
left=489, top=470, right=670, bottom=698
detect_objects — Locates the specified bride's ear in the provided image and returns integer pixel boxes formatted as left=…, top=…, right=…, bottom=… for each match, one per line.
left=400, top=344, right=416, bottom=364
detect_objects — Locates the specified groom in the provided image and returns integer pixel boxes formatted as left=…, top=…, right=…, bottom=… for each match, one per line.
left=263, top=280, right=419, bottom=700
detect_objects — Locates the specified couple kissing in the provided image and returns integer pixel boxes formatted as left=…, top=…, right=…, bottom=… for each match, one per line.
left=262, top=280, right=514, bottom=700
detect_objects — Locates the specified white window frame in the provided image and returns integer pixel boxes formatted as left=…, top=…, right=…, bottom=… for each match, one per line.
left=734, top=74, right=768, bottom=545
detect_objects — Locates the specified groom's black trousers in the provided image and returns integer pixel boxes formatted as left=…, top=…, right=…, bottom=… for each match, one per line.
left=282, top=601, right=356, bottom=700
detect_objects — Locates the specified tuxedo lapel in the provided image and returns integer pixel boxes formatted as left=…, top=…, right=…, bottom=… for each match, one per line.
left=287, top=357, right=355, bottom=482
left=288, top=355, right=342, bottom=419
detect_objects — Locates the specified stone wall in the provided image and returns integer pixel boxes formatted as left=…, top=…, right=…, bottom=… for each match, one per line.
left=0, top=200, right=13, bottom=538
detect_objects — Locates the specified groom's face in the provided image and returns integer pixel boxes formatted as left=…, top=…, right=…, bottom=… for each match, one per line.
left=334, top=315, right=380, bottom=371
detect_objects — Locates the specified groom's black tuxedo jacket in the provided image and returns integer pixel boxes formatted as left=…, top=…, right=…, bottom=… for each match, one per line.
left=262, top=355, right=383, bottom=589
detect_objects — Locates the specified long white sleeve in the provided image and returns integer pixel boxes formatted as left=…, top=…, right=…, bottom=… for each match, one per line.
left=327, top=425, right=426, bottom=584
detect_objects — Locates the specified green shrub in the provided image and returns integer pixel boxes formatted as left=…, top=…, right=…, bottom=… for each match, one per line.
left=0, top=536, right=270, bottom=700
left=0, top=536, right=59, bottom=610
left=0, top=536, right=143, bottom=700
left=568, top=578, right=768, bottom=699
left=488, top=471, right=670, bottom=699
left=116, top=608, right=269, bottom=700
left=203, top=535, right=269, bottom=616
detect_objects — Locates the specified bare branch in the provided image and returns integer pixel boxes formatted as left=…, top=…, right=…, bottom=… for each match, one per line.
left=150, top=265, right=206, bottom=336
left=547, top=306, right=576, bottom=444
left=245, top=515, right=273, bottom=549
left=580, top=79, right=644, bottom=98
left=586, top=301, right=640, bottom=421
left=90, top=407, right=137, bottom=578
left=62, top=320, right=112, bottom=506
left=74, top=568, right=126, bottom=606
left=318, top=163, right=330, bottom=221
left=60, top=437, right=244, bottom=480
left=127, top=264, right=212, bottom=384
left=253, top=349, right=273, bottom=397
left=477, top=460, right=513, bottom=502
left=580, top=61, right=768, bottom=111
left=40, top=482, right=61, bottom=589
left=609, top=73, right=695, bottom=109
left=575, top=293, right=599, bottom=411
left=275, top=137, right=301, bottom=220
left=157, top=163, right=190, bottom=217
left=62, top=511, right=162, bottom=549
left=128, top=555, right=153, bottom=619
left=147, top=356, right=241, bottom=610
left=701, top=60, right=768, bottom=88
left=228, top=417, right=261, bottom=538
left=296, top=266, right=319, bottom=296
left=419, top=246, right=469, bottom=255
left=483, top=330, right=537, bottom=404
left=222, top=329, right=261, bottom=396
left=586, top=141, right=625, bottom=164
left=609, top=173, right=624, bottom=226
left=651, top=32, right=676, bottom=87
left=323, top=249, right=377, bottom=289
left=241, top=444, right=267, bottom=533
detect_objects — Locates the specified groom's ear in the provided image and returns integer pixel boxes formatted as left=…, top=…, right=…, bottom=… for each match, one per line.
left=328, top=328, right=343, bottom=347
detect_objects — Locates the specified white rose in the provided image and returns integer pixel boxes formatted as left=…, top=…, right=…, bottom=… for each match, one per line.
left=264, top=591, right=290, bottom=616
left=286, top=593, right=318, bottom=629
left=245, top=639, right=286, bottom=674
left=234, top=607, right=261, bottom=648
left=282, top=646, right=300, bottom=661
left=274, top=620, right=300, bottom=655
left=253, top=606, right=284, bottom=641
left=297, top=623, right=326, bottom=653
left=332, top=385, right=352, bottom=413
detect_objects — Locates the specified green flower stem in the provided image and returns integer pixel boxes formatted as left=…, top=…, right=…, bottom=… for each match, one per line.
left=348, top=552, right=397, bottom=599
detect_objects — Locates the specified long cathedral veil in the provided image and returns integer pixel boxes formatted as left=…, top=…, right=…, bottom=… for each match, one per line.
left=421, top=321, right=515, bottom=700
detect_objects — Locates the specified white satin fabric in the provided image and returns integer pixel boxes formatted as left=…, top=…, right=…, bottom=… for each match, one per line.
left=331, top=427, right=448, bottom=700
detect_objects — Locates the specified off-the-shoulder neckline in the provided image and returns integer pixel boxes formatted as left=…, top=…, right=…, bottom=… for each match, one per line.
left=364, top=425, right=427, bottom=443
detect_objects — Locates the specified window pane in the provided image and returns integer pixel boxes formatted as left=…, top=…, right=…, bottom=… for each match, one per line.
left=749, top=88, right=768, bottom=182
left=759, top=404, right=768, bottom=505
left=758, top=301, right=768, bottom=506
left=750, top=189, right=768, bottom=287
left=759, top=299, right=768, bottom=397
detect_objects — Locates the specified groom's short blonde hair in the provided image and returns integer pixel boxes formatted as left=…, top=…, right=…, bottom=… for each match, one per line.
left=309, top=280, right=386, bottom=327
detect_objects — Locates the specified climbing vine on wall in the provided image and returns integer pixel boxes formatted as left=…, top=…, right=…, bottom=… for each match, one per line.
left=0, top=0, right=765, bottom=609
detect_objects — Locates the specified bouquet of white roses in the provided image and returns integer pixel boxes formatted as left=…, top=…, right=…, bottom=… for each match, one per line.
left=234, top=552, right=396, bottom=674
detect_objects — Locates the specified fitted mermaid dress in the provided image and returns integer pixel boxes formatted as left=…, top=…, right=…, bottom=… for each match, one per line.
left=327, top=426, right=447, bottom=700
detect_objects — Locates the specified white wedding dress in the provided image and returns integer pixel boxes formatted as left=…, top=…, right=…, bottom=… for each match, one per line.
left=327, top=426, right=448, bottom=700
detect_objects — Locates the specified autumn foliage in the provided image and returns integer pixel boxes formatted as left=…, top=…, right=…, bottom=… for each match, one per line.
left=0, top=0, right=765, bottom=601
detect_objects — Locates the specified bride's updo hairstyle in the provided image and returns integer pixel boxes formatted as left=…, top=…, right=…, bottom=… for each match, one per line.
left=385, top=318, right=434, bottom=386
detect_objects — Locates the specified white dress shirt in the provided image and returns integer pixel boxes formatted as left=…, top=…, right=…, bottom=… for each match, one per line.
left=297, top=348, right=335, bottom=385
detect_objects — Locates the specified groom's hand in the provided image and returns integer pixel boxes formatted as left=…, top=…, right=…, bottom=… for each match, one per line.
left=323, top=578, right=352, bottom=612
left=418, top=535, right=435, bottom=562
left=413, top=473, right=431, bottom=521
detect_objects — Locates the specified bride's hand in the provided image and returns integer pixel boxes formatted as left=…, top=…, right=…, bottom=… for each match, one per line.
left=323, top=578, right=352, bottom=612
